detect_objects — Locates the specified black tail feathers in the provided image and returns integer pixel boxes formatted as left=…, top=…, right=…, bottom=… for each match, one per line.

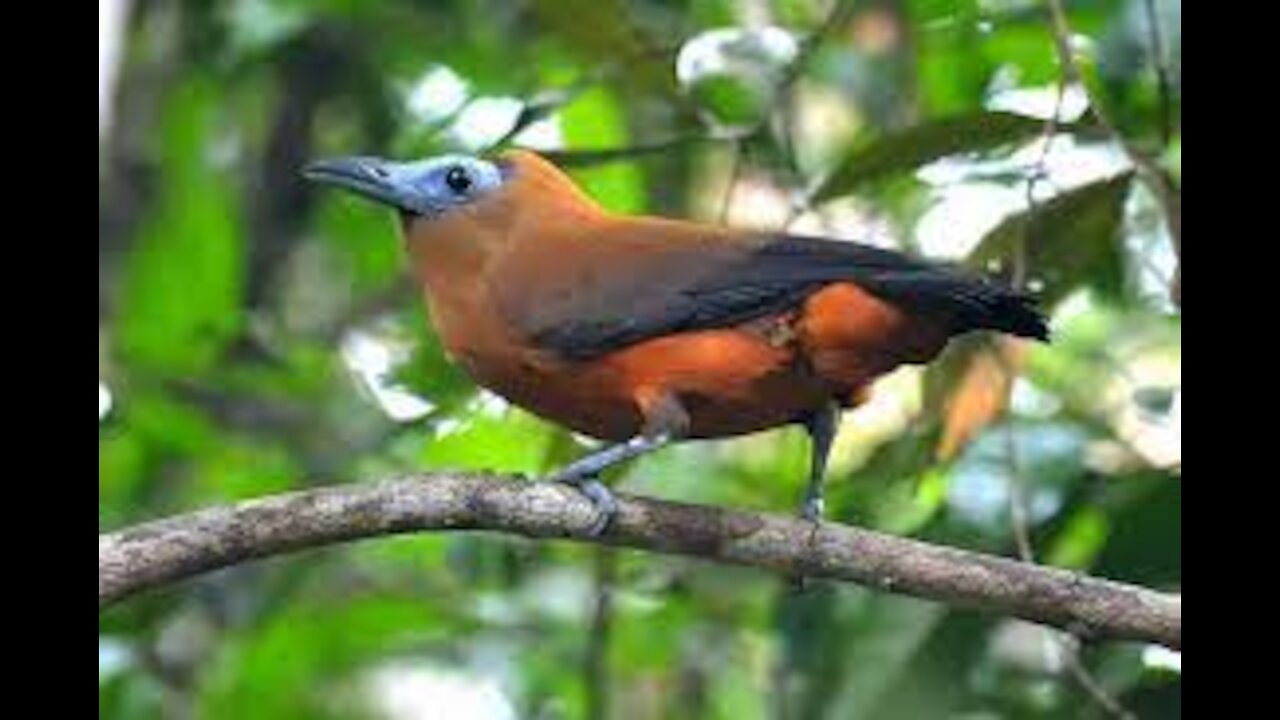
left=949, top=280, right=1051, bottom=342
left=862, top=270, right=1051, bottom=343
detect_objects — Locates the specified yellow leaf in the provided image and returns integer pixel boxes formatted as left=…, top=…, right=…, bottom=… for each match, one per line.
left=936, top=338, right=1024, bottom=461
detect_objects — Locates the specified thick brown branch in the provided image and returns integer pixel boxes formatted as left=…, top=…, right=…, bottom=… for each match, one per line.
left=98, top=474, right=1181, bottom=650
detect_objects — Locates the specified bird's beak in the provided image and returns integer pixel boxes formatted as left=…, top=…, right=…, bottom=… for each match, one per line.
left=303, top=156, right=431, bottom=216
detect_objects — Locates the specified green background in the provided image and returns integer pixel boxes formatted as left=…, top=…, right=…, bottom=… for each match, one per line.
left=99, top=1, right=1181, bottom=717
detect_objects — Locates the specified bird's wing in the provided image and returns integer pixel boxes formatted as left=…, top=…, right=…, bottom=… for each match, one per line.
left=492, top=218, right=1047, bottom=361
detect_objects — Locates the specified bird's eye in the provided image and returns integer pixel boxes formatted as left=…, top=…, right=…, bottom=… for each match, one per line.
left=445, top=166, right=473, bottom=195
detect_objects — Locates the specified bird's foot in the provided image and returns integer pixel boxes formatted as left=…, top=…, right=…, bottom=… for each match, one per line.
left=791, top=495, right=826, bottom=593
left=801, top=495, right=825, bottom=525
left=546, top=469, right=618, bottom=537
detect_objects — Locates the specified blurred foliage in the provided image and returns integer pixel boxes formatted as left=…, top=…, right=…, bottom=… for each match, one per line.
left=100, top=0, right=1181, bottom=718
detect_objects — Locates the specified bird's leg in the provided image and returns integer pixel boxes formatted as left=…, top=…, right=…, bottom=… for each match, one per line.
left=545, top=436, right=664, bottom=536
left=800, top=401, right=841, bottom=523
left=546, top=434, right=675, bottom=487
left=546, top=390, right=689, bottom=536
left=792, top=401, right=842, bottom=593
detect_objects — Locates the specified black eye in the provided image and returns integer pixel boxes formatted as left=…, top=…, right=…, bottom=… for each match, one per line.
left=445, top=166, right=473, bottom=195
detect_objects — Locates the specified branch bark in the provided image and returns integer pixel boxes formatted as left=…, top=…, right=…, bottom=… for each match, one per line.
left=98, top=473, right=1181, bottom=650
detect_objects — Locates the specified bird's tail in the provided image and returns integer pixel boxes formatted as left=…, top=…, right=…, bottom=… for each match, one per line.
left=861, top=271, right=1051, bottom=342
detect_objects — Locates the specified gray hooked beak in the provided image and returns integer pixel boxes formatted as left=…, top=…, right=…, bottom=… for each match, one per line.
left=303, top=156, right=432, bottom=216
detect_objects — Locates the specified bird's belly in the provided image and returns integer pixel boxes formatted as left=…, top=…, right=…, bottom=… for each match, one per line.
left=440, top=283, right=947, bottom=443
left=482, top=327, right=830, bottom=442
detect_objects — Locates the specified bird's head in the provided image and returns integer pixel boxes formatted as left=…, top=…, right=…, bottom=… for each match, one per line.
left=303, top=153, right=509, bottom=221
left=304, top=150, right=600, bottom=226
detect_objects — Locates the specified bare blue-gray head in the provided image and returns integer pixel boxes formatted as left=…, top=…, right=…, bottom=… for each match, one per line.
left=303, top=154, right=507, bottom=219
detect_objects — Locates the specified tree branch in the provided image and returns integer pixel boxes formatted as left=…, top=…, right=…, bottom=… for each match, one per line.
left=98, top=473, right=1181, bottom=651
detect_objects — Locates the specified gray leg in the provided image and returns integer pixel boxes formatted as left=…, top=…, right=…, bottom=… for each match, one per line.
left=547, top=391, right=690, bottom=536
left=793, top=402, right=841, bottom=592
left=546, top=434, right=674, bottom=486
left=545, top=434, right=674, bottom=536
left=800, top=402, right=841, bottom=523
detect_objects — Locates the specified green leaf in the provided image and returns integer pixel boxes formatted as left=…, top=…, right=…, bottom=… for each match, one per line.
left=689, top=0, right=737, bottom=27
left=821, top=594, right=949, bottom=719
left=116, top=78, right=246, bottom=376
left=816, top=111, right=1059, bottom=200
left=689, top=75, right=770, bottom=129
left=1165, top=134, right=1181, bottom=183
left=317, top=196, right=404, bottom=294
left=419, top=408, right=555, bottom=475
left=614, top=593, right=695, bottom=671
left=1045, top=507, right=1109, bottom=570
left=199, top=596, right=442, bottom=719
left=912, top=0, right=989, bottom=115
left=1093, top=474, right=1181, bottom=587
left=855, top=612, right=995, bottom=719
left=836, top=427, right=947, bottom=533
left=968, top=172, right=1135, bottom=306
left=559, top=87, right=648, bottom=213
left=530, top=0, right=672, bottom=95
left=185, top=439, right=299, bottom=504
left=99, top=429, right=150, bottom=526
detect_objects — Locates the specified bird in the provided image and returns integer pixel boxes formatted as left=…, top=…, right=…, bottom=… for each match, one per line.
left=305, top=149, right=1049, bottom=534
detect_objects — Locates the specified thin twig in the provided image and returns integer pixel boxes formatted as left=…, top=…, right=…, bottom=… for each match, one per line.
left=1003, top=430, right=1036, bottom=562
left=705, top=0, right=858, bottom=230
left=1004, top=424, right=1137, bottom=720
left=784, top=0, right=860, bottom=91
left=1062, top=637, right=1140, bottom=720
left=492, top=44, right=682, bottom=150
left=540, top=133, right=738, bottom=168
left=1140, top=0, right=1174, bottom=149
left=585, top=547, right=617, bottom=720
left=719, top=140, right=745, bottom=224
left=1005, top=60, right=1140, bottom=715
left=772, top=0, right=859, bottom=221
left=1005, top=260, right=1136, bottom=720
left=1137, top=0, right=1180, bottom=306
left=767, top=8, right=863, bottom=717
left=1043, top=0, right=1181, bottom=306
left=1022, top=80, right=1070, bottom=230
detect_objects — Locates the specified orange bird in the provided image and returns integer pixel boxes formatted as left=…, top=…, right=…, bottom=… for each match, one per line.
left=306, top=150, right=1048, bottom=533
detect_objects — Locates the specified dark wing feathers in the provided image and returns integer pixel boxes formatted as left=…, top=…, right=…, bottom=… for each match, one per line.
left=688, top=237, right=1050, bottom=340
left=521, top=234, right=1048, bottom=360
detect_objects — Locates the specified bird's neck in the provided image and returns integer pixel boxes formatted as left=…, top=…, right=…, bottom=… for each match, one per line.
left=405, top=175, right=605, bottom=297
left=404, top=211, right=501, bottom=346
left=403, top=161, right=608, bottom=364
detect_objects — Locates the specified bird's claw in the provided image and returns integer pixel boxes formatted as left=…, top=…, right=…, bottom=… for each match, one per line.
left=792, top=495, right=826, bottom=593
left=547, top=472, right=618, bottom=537
left=801, top=495, right=825, bottom=525
left=579, top=479, right=619, bottom=536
